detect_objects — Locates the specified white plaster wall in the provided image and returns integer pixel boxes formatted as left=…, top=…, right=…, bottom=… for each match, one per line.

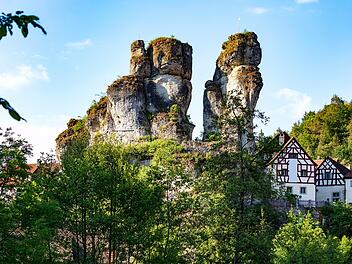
left=284, top=183, right=315, bottom=201
left=288, top=159, right=298, bottom=182
left=345, top=179, right=352, bottom=203
left=316, top=186, right=345, bottom=202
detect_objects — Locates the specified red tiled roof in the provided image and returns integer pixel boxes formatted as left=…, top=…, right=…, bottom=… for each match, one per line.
left=314, top=159, right=324, bottom=167
left=0, top=164, right=39, bottom=187
left=27, top=163, right=38, bottom=174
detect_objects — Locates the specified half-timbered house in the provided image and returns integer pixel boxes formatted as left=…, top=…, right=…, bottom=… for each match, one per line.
left=269, top=132, right=316, bottom=204
left=316, top=157, right=352, bottom=203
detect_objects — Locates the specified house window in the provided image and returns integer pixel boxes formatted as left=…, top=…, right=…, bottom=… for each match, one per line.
left=287, top=187, right=293, bottom=193
left=301, top=170, right=308, bottom=176
left=278, top=169, right=288, bottom=176
left=332, top=192, right=340, bottom=202
left=350, top=181, right=352, bottom=187
left=300, top=187, right=306, bottom=194
left=324, top=171, right=331, bottom=179
left=289, top=153, right=298, bottom=159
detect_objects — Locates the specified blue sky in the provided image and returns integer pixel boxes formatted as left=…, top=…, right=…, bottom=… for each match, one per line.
left=0, top=0, right=351, bottom=161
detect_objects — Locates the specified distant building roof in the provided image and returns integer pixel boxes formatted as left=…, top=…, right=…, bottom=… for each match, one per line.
left=316, top=157, right=352, bottom=179
left=314, top=159, right=324, bottom=167
left=27, top=163, right=39, bottom=174
left=268, top=136, right=316, bottom=166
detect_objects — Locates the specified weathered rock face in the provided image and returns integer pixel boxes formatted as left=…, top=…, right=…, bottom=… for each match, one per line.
left=56, top=33, right=264, bottom=158
left=56, top=37, right=194, bottom=156
left=107, top=76, right=150, bottom=142
left=203, top=32, right=263, bottom=150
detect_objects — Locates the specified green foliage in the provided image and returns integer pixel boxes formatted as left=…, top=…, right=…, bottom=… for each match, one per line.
left=321, top=202, right=352, bottom=238
left=0, top=98, right=26, bottom=122
left=72, top=116, right=87, bottom=133
left=38, top=137, right=191, bottom=263
left=186, top=91, right=280, bottom=263
left=291, top=95, right=352, bottom=166
left=169, top=104, right=180, bottom=122
left=0, top=86, right=295, bottom=264
left=190, top=147, right=279, bottom=263
left=148, top=36, right=180, bottom=47
left=0, top=11, right=46, bottom=40
left=0, top=127, right=32, bottom=202
left=0, top=128, right=64, bottom=263
left=272, top=211, right=352, bottom=264
left=203, top=131, right=221, bottom=142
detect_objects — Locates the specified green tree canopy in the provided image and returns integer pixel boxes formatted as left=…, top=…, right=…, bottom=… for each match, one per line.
left=272, top=211, right=351, bottom=264
left=290, top=95, right=352, bottom=166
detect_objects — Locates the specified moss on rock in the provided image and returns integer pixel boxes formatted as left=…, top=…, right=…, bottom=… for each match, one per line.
left=56, top=118, right=88, bottom=152
left=217, top=32, right=260, bottom=68
left=148, top=37, right=181, bottom=48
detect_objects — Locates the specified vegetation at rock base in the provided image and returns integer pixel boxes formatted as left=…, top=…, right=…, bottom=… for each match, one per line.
left=2, top=120, right=352, bottom=263
left=1, top=92, right=352, bottom=263
left=290, top=95, right=352, bottom=166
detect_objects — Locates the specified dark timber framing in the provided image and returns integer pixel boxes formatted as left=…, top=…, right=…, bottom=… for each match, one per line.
left=269, top=137, right=316, bottom=184
left=316, top=157, right=349, bottom=186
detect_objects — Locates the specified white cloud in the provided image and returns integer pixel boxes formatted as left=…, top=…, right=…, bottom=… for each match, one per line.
left=0, top=114, right=70, bottom=163
left=0, top=64, right=49, bottom=90
left=276, top=88, right=313, bottom=118
left=295, top=0, right=318, bottom=4
left=247, top=7, right=270, bottom=14
left=66, top=39, right=92, bottom=49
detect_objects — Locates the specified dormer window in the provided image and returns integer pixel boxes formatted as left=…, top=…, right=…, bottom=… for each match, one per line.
left=279, top=134, right=285, bottom=145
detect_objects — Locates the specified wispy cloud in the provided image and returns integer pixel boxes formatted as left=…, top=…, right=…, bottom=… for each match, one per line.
left=281, top=6, right=296, bottom=12
left=295, top=0, right=319, bottom=4
left=66, top=39, right=92, bottom=49
left=0, top=64, right=49, bottom=90
left=276, top=88, right=313, bottom=118
left=247, top=7, right=270, bottom=14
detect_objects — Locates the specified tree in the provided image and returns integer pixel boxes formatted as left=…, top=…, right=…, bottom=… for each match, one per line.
left=321, top=202, right=352, bottom=238
left=272, top=211, right=351, bottom=264
left=291, top=95, right=352, bottom=166
left=188, top=92, right=281, bottom=263
left=0, top=128, right=64, bottom=264
left=0, top=127, right=32, bottom=202
left=49, top=137, right=169, bottom=263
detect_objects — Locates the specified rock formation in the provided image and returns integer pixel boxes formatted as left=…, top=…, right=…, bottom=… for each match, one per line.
left=56, top=37, right=194, bottom=155
left=56, top=32, right=264, bottom=157
left=203, top=32, right=263, bottom=150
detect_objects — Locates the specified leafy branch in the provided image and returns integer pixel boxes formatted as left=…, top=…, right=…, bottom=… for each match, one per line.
left=0, top=98, right=26, bottom=122
left=0, top=11, right=46, bottom=40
